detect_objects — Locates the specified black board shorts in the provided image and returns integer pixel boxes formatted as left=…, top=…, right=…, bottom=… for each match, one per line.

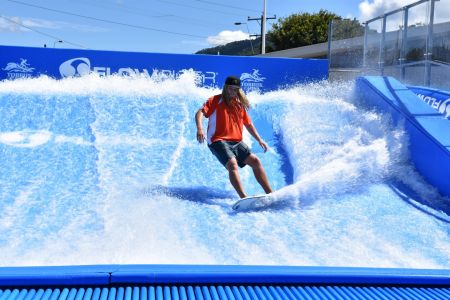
left=208, top=141, right=251, bottom=168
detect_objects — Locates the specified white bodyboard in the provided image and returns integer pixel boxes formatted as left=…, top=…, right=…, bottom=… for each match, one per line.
left=232, top=194, right=271, bottom=212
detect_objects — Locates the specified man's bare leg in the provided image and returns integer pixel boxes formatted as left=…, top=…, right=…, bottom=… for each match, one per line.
left=226, top=158, right=247, bottom=198
left=245, top=154, right=273, bottom=194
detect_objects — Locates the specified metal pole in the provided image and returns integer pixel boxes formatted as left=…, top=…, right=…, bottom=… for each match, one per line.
left=327, top=20, right=333, bottom=71
left=245, top=23, right=255, bottom=55
left=234, top=22, right=255, bottom=55
left=363, top=22, right=368, bottom=68
left=425, top=0, right=435, bottom=86
left=261, top=0, right=267, bottom=54
left=401, top=7, right=409, bottom=80
left=380, top=15, right=387, bottom=75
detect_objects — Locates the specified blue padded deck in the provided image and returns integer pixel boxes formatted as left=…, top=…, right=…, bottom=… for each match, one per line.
left=0, top=265, right=449, bottom=300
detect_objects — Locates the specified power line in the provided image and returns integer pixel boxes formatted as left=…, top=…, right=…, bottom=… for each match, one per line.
left=7, top=0, right=208, bottom=39
left=193, top=0, right=260, bottom=13
left=248, top=13, right=276, bottom=54
left=75, top=0, right=231, bottom=28
left=75, top=0, right=175, bottom=19
left=0, top=15, right=88, bottom=49
left=155, top=0, right=245, bottom=17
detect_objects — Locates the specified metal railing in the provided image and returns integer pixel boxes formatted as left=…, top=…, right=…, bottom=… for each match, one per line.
left=328, top=0, right=450, bottom=89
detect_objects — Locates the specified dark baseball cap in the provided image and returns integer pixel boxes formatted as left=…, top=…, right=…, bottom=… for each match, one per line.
left=225, top=76, right=241, bottom=87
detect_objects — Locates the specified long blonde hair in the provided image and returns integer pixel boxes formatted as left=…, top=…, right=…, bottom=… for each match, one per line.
left=221, top=85, right=250, bottom=110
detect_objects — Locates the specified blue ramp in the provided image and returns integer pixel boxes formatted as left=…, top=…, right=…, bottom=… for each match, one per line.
left=354, top=76, right=450, bottom=198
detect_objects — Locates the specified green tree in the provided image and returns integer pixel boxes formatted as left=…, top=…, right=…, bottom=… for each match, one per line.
left=267, top=9, right=363, bottom=52
left=330, top=18, right=365, bottom=40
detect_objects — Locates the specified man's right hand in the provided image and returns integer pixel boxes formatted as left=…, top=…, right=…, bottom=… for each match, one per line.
left=197, top=129, right=205, bottom=143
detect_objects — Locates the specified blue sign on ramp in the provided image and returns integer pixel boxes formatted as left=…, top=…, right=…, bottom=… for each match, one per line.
left=0, top=45, right=328, bottom=92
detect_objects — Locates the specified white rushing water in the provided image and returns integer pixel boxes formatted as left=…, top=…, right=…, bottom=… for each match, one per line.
left=0, top=72, right=449, bottom=268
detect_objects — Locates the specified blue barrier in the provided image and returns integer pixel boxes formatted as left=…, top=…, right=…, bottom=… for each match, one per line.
left=408, top=85, right=450, bottom=119
left=0, top=265, right=449, bottom=286
left=0, top=45, right=328, bottom=92
left=354, top=76, right=450, bottom=198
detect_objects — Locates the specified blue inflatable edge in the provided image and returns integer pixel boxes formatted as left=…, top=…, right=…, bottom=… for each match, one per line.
left=0, top=265, right=449, bottom=287
left=354, top=76, right=450, bottom=198
left=407, top=85, right=450, bottom=100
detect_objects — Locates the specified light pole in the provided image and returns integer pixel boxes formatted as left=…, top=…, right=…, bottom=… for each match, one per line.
left=53, top=40, right=63, bottom=48
left=262, top=0, right=266, bottom=54
left=234, top=22, right=255, bottom=55
left=248, top=0, right=276, bottom=54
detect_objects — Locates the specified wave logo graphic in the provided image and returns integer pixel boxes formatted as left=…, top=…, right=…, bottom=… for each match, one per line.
left=59, top=57, right=91, bottom=77
left=240, top=69, right=265, bottom=90
left=240, top=69, right=266, bottom=83
left=2, top=58, right=35, bottom=73
left=438, top=98, right=450, bottom=119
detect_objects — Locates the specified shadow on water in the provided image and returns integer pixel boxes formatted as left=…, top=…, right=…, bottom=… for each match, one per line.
left=273, top=132, right=294, bottom=185
left=143, top=185, right=235, bottom=208
left=143, top=184, right=297, bottom=214
left=249, top=108, right=294, bottom=186
left=388, top=180, right=450, bottom=224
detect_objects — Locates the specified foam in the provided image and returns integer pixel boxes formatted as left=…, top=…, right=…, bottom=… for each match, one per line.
left=0, top=75, right=449, bottom=268
left=0, top=70, right=216, bottom=99
left=0, top=130, right=52, bottom=147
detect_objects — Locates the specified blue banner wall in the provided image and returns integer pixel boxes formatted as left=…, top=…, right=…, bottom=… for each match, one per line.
left=0, top=45, right=328, bottom=91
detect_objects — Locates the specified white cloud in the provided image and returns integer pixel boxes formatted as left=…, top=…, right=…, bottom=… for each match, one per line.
left=0, top=16, right=32, bottom=32
left=358, top=0, right=450, bottom=31
left=207, top=30, right=249, bottom=46
left=0, top=16, right=107, bottom=33
left=0, top=16, right=64, bottom=32
left=23, top=18, right=61, bottom=29
left=358, top=0, right=414, bottom=21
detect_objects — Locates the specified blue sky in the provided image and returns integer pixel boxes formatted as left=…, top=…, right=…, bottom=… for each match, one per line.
left=0, top=0, right=422, bottom=54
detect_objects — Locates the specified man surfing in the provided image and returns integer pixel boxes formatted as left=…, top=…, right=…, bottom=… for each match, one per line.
left=195, top=75, right=273, bottom=199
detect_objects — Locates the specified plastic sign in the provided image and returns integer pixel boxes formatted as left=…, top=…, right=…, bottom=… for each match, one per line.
left=410, top=86, right=450, bottom=119
left=0, top=45, right=328, bottom=92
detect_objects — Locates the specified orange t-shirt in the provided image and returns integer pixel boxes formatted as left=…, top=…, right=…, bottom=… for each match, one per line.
left=202, top=94, right=252, bottom=145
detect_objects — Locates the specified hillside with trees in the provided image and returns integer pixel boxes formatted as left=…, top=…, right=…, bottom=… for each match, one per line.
left=196, top=38, right=261, bottom=56
left=195, top=9, right=364, bottom=55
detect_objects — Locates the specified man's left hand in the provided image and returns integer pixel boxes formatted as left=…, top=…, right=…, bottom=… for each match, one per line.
left=259, top=140, right=269, bottom=152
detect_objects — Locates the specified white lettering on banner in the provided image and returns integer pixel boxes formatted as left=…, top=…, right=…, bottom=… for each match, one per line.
left=438, top=99, right=450, bottom=118
left=6, top=72, right=32, bottom=79
left=240, top=69, right=265, bottom=90
left=2, top=58, right=35, bottom=79
left=416, top=93, right=450, bottom=119
left=59, top=57, right=218, bottom=85
left=117, top=68, right=135, bottom=76
left=93, top=67, right=112, bottom=76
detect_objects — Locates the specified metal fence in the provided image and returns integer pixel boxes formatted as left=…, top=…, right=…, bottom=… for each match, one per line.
left=328, top=0, right=449, bottom=89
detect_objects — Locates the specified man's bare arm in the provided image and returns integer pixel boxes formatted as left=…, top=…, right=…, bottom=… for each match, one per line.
left=195, top=109, right=205, bottom=143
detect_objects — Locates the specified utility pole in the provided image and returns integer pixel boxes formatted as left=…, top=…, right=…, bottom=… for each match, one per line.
left=262, top=0, right=267, bottom=54
left=248, top=0, right=276, bottom=54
